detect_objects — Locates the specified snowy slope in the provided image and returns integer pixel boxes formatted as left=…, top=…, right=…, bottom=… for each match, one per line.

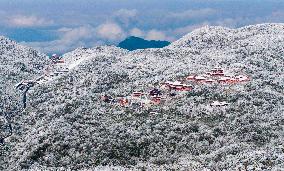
left=169, top=23, right=284, bottom=50
left=0, top=36, right=48, bottom=115
left=1, top=24, right=284, bottom=170
left=0, top=36, right=48, bottom=169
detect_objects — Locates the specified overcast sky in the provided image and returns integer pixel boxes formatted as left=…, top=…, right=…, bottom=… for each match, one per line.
left=0, top=0, right=284, bottom=54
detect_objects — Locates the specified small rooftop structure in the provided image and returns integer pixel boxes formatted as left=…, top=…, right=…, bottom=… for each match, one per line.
left=163, top=81, right=173, bottom=85
left=205, top=79, right=215, bottom=83
left=51, top=54, right=59, bottom=58
left=228, top=78, right=238, bottom=84
left=101, top=95, right=113, bottom=103
left=151, top=96, right=162, bottom=104
left=236, top=75, right=250, bottom=82
left=149, top=88, right=162, bottom=96
left=56, top=59, right=65, bottom=64
left=194, top=76, right=207, bottom=81
left=50, top=54, right=64, bottom=64
left=132, top=92, right=144, bottom=97
left=180, top=84, right=193, bottom=91
left=210, top=72, right=225, bottom=76
left=210, top=67, right=224, bottom=76
left=210, top=101, right=230, bottom=107
left=163, top=80, right=193, bottom=91
left=119, top=98, right=129, bottom=106
left=171, top=81, right=183, bottom=86
left=218, top=76, right=231, bottom=83
left=224, top=73, right=234, bottom=78
left=211, top=67, right=223, bottom=71
left=186, top=75, right=195, bottom=80
left=163, top=81, right=181, bottom=88
left=149, top=112, right=159, bottom=115
left=55, top=68, right=69, bottom=73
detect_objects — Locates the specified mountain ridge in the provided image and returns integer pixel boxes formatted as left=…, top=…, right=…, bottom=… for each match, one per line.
left=169, top=23, right=284, bottom=49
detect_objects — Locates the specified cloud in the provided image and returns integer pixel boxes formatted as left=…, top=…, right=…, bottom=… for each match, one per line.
left=22, top=25, right=175, bottom=54
left=172, top=22, right=210, bottom=36
left=7, top=15, right=54, bottom=27
left=129, top=28, right=144, bottom=37
left=21, top=26, right=97, bottom=54
left=145, top=29, right=171, bottom=41
left=59, top=26, right=93, bottom=44
left=170, top=8, right=217, bottom=20
left=113, top=9, right=138, bottom=26
left=264, top=11, right=284, bottom=23
left=114, top=9, right=138, bottom=19
left=96, top=22, right=126, bottom=41
left=12, top=2, right=284, bottom=55
left=131, top=28, right=175, bottom=41
left=20, top=22, right=128, bottom=54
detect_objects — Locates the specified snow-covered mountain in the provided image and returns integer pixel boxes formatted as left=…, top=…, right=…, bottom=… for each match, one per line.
left=1, top=23, right=284, bottom=170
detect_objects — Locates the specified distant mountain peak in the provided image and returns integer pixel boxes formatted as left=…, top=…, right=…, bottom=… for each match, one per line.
left=126, top=36, right=141, bottom=39
left=118, top=36, right=170, bottom=51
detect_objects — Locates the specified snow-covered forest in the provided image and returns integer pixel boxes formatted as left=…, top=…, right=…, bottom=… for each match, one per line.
left=0, top=23, right=284, bottom=170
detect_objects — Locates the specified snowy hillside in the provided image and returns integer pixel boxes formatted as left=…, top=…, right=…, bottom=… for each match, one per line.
left=0, top=35, right=48, bottom=119
left=0, top=36, right=48, bottom=169
left=1, top=24, right=284, bottom=170
left=0, top=36, right=48, bottom=107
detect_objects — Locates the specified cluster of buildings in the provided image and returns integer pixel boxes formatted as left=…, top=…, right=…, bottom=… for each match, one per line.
left=186, top=67, right=250, bottom=84
left=16, top=60, right=251, bottom=110
left=161, top=81, right=193, bottom=91
left=102, top=67, right=251, bottom=109
left=15, top=54, right=68, bottom=90
left=101, top=88, right=166, bottom=108
left=45, top=54, right=69, bottom=77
